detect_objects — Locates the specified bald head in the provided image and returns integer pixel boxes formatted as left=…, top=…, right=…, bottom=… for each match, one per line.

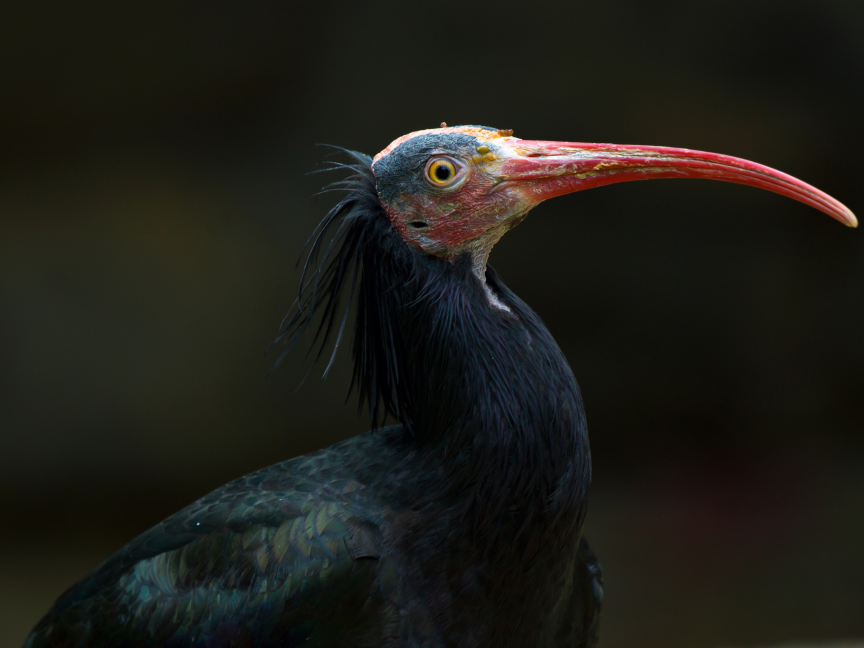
left=372, top=125, right=515, bottom=165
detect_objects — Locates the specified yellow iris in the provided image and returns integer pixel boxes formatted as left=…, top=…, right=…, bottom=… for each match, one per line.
left=428, top=159, right=457, bottom=184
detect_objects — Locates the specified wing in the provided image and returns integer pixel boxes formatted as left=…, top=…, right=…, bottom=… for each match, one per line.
left=26, top=503, right=394, bottom=647
left=25, top=445, right=402, bottom=647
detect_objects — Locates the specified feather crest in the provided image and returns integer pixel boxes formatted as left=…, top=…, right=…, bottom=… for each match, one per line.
left=271, top=148, right=411, bottom=429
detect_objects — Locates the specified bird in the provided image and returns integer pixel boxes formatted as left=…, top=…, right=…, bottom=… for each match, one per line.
left=24, top=125, right=856, bottom=648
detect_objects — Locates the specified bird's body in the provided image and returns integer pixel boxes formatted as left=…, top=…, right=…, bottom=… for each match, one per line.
left=25, top=125, right=854, bottom=647
left=26, top=427, right=601, bottom=647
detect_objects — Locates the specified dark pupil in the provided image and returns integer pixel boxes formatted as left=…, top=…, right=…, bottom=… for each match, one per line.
left=434, top=164, right=452, bottom=181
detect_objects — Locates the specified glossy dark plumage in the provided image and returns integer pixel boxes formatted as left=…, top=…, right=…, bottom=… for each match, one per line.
left=25, top=144, right=602, bottom=647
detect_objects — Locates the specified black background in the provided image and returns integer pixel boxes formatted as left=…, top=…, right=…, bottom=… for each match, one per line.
left=2, top=2, right=863, bottom=646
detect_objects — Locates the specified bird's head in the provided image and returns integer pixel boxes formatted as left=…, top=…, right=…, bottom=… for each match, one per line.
left=372, top=124, right=856, bottom=274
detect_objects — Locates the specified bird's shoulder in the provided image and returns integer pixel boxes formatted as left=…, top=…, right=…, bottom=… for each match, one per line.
left=26, top=428, right=405, bottom=647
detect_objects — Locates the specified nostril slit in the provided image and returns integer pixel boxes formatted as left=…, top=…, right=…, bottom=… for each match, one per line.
left=407, top=221, right=429, bottom=230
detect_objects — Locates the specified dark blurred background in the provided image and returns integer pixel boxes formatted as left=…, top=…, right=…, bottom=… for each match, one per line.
left=1, top=1, right=863, bottom=646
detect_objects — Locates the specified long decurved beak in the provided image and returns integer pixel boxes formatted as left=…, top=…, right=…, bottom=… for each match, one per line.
left=495, top=140, right=857, bottom=227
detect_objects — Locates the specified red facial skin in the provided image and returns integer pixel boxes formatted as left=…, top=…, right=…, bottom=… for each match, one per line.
left=380, top=158, right=531, bottom=258
left=373, top=127, right=857, bottom=261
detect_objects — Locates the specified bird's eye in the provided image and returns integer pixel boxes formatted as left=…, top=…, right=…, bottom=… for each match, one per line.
left=425, top=158, right=461, bottom=187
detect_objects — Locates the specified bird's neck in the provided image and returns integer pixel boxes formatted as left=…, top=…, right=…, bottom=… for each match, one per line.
left=382, top=256, right=591, bottom=551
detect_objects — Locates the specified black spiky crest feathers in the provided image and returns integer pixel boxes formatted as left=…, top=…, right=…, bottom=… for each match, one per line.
left=272, top=148, right=412, bottom=430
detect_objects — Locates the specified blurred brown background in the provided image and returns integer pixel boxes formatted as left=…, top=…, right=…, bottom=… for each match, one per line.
left=1, top=1, right=863, bottom=646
